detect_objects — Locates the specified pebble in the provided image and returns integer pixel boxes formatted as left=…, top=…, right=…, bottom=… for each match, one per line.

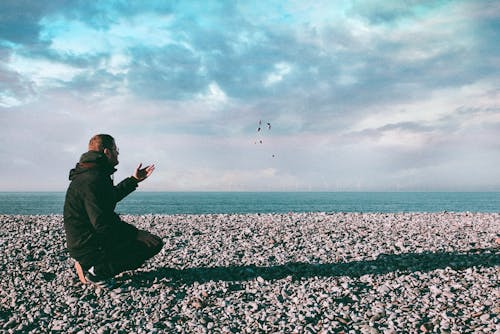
left=360, top=325, right=380, bottom=334
left=0, top=212, right=498, bottom=333
left=479, top=314, right=490, bottom=322
left=3, top=318, right=17, bottom=329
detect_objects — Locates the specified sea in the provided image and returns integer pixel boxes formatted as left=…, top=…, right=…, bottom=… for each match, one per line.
left=0, top=192, right=499, bottom=215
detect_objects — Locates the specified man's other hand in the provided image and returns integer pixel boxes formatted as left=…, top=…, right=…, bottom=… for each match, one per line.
left=133, top=163, right=155, bottom=182
left=136, top=230, right=162, bottom=247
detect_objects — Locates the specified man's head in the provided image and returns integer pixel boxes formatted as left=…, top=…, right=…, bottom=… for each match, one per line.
left=88, top=134, right=119, bottom=166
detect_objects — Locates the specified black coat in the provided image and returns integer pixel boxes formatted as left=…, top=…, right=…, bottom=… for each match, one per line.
left=63, top=151, right=139, bottom=259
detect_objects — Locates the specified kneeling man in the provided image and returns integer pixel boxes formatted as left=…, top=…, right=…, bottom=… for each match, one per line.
left=64, top=134, right=163, bottom=288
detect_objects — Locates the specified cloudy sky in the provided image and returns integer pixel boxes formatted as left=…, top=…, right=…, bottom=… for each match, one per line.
left=1, top=0, right=499, bottom=191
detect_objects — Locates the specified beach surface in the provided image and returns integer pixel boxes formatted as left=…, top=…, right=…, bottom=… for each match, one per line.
left=1, top=212, right=499, bottom=333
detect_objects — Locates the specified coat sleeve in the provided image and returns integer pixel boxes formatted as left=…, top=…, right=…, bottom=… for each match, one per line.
left=83, top=179, right=138, bottom=244
left=114, top=177, right=139, bottom=202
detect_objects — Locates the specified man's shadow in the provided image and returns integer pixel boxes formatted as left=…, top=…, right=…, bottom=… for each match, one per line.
left=129, top=248, right=499, bottom=286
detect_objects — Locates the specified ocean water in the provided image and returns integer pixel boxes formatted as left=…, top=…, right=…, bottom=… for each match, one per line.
left=0, top=192, right=499, bottom=215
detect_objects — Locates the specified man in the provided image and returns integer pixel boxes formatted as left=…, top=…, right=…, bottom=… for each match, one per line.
left=64, top=134, right=163, bottom=288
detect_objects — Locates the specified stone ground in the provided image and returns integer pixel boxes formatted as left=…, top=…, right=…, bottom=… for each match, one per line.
left=0, top=212, right=498, bottom=333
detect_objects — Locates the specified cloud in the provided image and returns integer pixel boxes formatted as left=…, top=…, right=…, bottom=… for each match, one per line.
left=127, top=44, right=209, bottom=100
left=0, top=65, right=36, bottom=107
left=0, top=0, right=499, bottom=191
left=0, top=0, right=49, bottom=45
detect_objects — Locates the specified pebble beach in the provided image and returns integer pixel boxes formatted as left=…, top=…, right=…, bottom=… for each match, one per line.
left=0, top=212, right=499, bottom=333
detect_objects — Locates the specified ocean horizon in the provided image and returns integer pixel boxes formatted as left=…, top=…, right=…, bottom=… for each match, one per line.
left=0, top=191, right=499, bottom=215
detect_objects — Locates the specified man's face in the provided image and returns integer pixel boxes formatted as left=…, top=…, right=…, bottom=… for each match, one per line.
left=105, top=143, right=119, bottom=166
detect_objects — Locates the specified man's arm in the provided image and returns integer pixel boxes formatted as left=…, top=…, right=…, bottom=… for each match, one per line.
left=114, top=163, right=155, bottom=202
left=114, top=177, right=138, bottom=202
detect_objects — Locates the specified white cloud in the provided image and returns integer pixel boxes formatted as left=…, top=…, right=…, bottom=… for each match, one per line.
left=376, top=129, right=431, bottom=149
left=41, top=13, right=176, bottom=56
left=196, top=82, right=228, bottom=107
left=0, top=93, right=24, bottom=108
left=8, top=54, right=85, bottom=87
left=351, top=80, right=500, bottom=133
left=264, top=62, right=292, bottom=86
left=107, top=53, right=131, bottom=75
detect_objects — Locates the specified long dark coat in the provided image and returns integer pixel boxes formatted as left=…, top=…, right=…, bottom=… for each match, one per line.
left=63, top=150, right=138, bottom=260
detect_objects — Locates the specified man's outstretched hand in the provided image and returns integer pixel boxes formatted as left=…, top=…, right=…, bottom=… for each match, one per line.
left=133, top=163, right=155, bottom=182
left=136, top=230, right=162, bottom=247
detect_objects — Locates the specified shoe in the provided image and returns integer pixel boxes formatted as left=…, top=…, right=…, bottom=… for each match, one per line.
left=85, top=266, right=117, bottom=289
left=85, top=276, right=117, bottom=289
left=74, top=261, right=116, bottom=289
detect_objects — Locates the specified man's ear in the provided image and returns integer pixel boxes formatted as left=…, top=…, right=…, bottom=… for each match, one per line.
left=103, top=148, right=112, bottom=159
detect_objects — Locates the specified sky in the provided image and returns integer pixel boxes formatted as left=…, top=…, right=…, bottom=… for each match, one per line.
left=1, top=0, right=499, bottom=191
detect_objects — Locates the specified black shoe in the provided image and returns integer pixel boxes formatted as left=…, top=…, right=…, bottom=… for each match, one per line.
left=85, top=266, right=117, bottom=289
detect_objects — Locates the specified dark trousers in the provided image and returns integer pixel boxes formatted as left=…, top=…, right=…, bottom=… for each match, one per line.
left=78, top=237, right=164, bottom=279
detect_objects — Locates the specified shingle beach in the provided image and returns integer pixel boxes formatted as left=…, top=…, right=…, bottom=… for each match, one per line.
left=1, top=213, right=499, bottom=333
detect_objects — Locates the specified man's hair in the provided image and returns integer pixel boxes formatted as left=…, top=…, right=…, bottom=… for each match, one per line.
left=88, top=134, right=115, bottom=152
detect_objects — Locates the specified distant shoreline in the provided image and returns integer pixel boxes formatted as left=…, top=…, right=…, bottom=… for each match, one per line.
left=1, top=190, right=500, bottom=193
left=1, top=192, right=499, bottom=215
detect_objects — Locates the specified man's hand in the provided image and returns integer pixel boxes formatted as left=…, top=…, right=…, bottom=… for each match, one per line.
left=133, top=163, right=155, bottom=182
left=136, top=229, right=162, bottom=247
